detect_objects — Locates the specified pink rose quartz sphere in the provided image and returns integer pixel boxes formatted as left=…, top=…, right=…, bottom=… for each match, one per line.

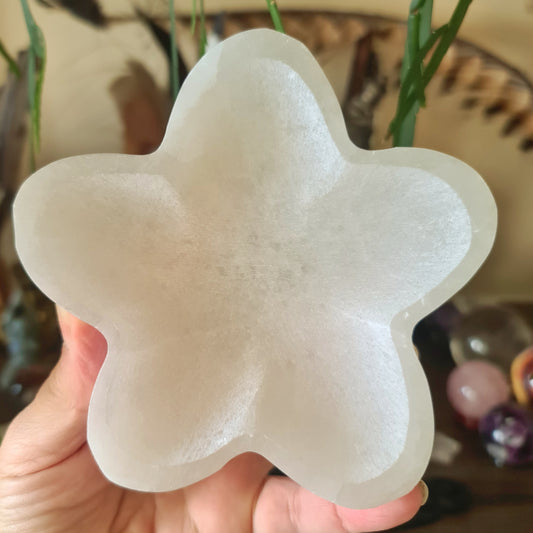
left=446, top=360, right=510, bottom=429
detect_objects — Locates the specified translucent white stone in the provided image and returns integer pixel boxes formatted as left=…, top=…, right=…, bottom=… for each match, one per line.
left=13, top=29, right=496, bottom=509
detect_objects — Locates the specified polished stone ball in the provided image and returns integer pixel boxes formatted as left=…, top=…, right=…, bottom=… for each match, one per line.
left=479, top=403, right=533, bottom=467
left=449, top=306, right=532, bottom=371
left=446, top=360, right=510, bottom=428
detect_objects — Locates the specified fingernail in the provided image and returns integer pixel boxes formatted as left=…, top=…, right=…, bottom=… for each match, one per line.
left=418, top=480, right=429, bottom=506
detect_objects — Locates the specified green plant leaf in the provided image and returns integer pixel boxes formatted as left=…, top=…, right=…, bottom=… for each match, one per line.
left=20, top=0, right=46, bottom=170
left=0, top=39, right=20, bottom=77
left=266, top=0, right=285, bottom=33
left=391, top=24, right=447, bottom=137
left=198, top=0, right=207, bottom=57
left=394, top=0, right=433, bottom=146
left=391, top=0, right=472, bottom=146
left=169, top=0, right=179, bottom=101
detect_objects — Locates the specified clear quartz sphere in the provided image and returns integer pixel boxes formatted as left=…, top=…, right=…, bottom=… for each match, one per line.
left=449, top=306, right=532, bottom=371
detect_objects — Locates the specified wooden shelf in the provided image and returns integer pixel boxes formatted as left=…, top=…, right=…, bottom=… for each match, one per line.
left=396, top=321, right=533, bottom=532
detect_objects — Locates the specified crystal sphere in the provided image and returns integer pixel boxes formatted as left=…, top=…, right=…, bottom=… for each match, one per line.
left=430, top=302, right=462, bottom=334
left=449, top=306, right=532, bottom=371
left=510, top=346, right=533, bottom=407
left=446, top=360, right=510, bottom=428
left=479, top=403, right=533, bottom=466
left=413, top=302, right=461, bottom=362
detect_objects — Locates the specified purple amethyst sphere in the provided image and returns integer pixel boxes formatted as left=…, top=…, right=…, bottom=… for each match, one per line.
left=479, top=403, right=533, bottom=467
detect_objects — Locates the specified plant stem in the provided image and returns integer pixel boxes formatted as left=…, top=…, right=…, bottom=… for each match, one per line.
left=394, top=0, right=433, bottom=147
left=19, top=0, right=45, bottom=170
left=168, top=0, right=179, bottom=101
left=390, top=25, right=447, bottom=133
left=420, top=0, right=472, bottom=91
left=419, top=0, right=433, bottom=43
left=0, top=39, right=20, bottom=77
left=266, top=0, right=285, bottom=33
left=391, top=0, right=473, bottom=146
left=198, top=0, right=207, bottom=57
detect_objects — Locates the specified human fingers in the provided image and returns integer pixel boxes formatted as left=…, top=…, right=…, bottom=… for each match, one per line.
left=0, top=309, right=107, bottom=477
left=253, top=476, right=427, bottom=533
left=183, top=452, right=273, bottom=532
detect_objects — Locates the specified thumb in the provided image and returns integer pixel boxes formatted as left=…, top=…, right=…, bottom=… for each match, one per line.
left=0, top=308, right=107, bottom=476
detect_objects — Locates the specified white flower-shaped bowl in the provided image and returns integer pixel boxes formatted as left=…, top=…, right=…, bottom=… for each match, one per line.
left=13, top=29, right=496, bottom=509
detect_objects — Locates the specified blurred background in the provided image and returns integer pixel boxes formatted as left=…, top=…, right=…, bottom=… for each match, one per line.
left=1, top=1, right=532, bottom=531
